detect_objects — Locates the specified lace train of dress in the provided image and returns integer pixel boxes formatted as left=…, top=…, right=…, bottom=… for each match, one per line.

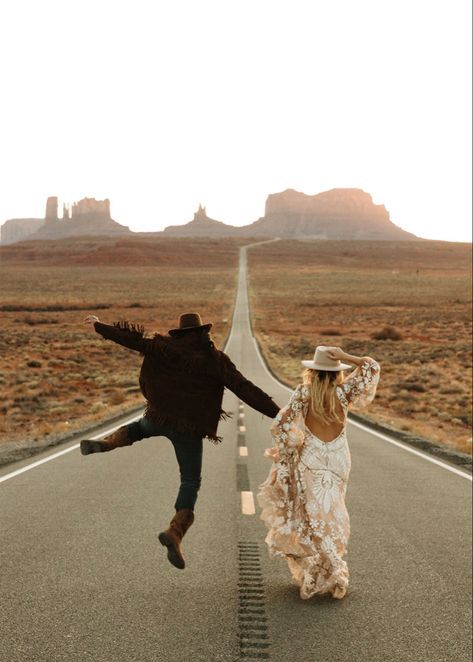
left=258, top=428, right=351, bottom=599
left=257, top=359, right=380, bottom=600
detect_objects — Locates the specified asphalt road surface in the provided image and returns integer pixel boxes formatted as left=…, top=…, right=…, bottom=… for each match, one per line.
left=1, top=244, right=471, bottom=662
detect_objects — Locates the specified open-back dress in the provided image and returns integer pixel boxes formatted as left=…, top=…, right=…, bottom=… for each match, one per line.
left=257, top=359, right=380, bottom=599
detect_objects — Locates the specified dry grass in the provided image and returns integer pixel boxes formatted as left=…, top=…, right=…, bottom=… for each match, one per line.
left=247, top=240, right=472, bottom=455
left=0, top=236, right=243, bottom=448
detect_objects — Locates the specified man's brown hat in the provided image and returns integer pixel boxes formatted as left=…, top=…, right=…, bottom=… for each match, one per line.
left=169, top=312, right=212, bottom=336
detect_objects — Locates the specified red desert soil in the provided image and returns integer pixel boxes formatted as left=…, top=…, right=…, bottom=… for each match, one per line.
left=247, top=240, right=472, bottom=455
left=0, top=236, right=245, bottom=450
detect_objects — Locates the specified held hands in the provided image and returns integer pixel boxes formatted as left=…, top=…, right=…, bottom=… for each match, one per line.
left=84, top=314, right=100, bottom=326
left=264, top=447, right=280, bottom=462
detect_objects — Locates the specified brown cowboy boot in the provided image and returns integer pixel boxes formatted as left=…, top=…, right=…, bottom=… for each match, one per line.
left=158, top=509, right=195, bottom=569
left=80, top=425, right=134, bottom=455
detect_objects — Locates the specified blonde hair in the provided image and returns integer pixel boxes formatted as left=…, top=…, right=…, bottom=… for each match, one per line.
left=303, top=368, right=344, bottom=425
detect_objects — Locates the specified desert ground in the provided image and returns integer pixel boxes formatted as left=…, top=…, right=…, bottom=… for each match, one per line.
left=0, top=236, right=243, bottom=451
left=1, top=235, right=471, bottom=457
left=247, top=239, right=472, bottom=454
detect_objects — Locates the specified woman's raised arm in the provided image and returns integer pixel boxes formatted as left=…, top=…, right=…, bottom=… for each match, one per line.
left=329, top=347, right=380, bottom=408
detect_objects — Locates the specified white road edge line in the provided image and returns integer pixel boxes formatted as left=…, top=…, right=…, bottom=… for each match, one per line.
left=241, top=490, right=256, bottom=515
left=251, top=318, right=472, bottom=482
left=0, top=412, right=143, bottom=485
left=349, top=419, right=472, bottom=481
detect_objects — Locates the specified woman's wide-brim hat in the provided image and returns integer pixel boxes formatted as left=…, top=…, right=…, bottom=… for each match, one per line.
left=301, top=345, right=352, bottom=371
left=169, top=312, right=212, bottom=336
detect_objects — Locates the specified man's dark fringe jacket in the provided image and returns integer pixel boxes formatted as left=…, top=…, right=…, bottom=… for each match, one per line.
left=94, top=320, right=280, bottom=443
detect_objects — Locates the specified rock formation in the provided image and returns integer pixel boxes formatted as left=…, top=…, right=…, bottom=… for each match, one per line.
left=242, top=189, right=417, bottom=240
left=162, top=204, right=238, bottom=237
left=45, top=196, right=58, bottom=220
left=159, top=189, right=417, bottom=240
left=1, top=196, right=130, bottom=244
left=1, top=188, right=419, bottom=244
left=0, top=218, right=46, bottom=245
left=70, top=197, right=111, bottom=220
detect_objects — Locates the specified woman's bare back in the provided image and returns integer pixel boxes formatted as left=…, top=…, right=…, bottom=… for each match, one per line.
left=304, top=396, right=346, bottom=443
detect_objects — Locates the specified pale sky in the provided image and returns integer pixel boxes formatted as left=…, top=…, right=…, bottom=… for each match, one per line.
left=0, top=0, right=471, bottom=241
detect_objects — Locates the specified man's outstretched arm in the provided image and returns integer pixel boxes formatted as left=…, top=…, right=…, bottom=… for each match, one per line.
left=84, top=315, right=152, bottom=354
left=220, top=353, right=280, bottom=418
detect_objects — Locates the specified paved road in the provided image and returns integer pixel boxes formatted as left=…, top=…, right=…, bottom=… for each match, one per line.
left=1, top=244, right=471, bottom=662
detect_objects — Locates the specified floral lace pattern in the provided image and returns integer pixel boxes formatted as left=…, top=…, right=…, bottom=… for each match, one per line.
left=336, top=358, right=380, bottom=410
left=257, top=359, right=380, bottom=600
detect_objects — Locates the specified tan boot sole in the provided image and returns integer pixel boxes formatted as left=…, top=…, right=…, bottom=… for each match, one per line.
left=158, top=532, right=185, bottom=569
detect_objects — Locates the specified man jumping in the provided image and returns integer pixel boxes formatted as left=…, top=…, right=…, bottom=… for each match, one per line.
left=81, top=312, right=280, bottom=569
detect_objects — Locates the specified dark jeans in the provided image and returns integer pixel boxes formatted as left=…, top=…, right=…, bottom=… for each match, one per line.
left=126, top=416, right=203, bottom=512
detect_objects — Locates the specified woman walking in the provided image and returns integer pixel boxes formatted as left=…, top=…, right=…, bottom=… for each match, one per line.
left=257, top=345, right=380, bottom=600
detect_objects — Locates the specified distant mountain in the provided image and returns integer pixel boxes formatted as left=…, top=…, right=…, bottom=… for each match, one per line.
left=0, top=218, right=46, bottom=245
left=243, top=188, right=417, bottom=240
left=162, top=204, right=238, bottom=237
left=32, top=197, right=131, bottom=240
left=161, top=189, right=417, bottom=240
left=1, top=188, right=419, bottom=245
left=1, top=196, right=130, bottom=244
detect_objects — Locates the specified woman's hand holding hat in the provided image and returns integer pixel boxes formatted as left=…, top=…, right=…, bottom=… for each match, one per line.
left=327, top=347, right=344, bottom=361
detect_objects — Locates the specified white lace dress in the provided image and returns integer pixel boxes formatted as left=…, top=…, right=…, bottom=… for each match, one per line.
left=257, top=359, right=380, bottom=600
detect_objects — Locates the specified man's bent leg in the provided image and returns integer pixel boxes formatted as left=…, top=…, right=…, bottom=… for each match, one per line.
left=80, top=415, right=163, bottom=455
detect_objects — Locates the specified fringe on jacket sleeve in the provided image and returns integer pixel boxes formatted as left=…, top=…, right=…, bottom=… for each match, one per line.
left=94, top=320, right=151, bottom=354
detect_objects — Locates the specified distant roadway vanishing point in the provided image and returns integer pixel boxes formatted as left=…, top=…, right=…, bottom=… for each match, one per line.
left=0, top=242, right=471, bottom=662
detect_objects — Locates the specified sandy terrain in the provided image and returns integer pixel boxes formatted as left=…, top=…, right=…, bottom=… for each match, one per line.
left=247, top=240, right=472, bottom=454
left=0, top=236, right=243, bottom=449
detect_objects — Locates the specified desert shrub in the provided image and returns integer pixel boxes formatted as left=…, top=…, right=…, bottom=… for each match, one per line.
left=50, top=406, right=68, bottom=414
left=26, top=360, right=42, bottom=368
left=108, top=391, right=127, bottom=405
left=91, top=402, right=105, bottom=414
left=371, top=326, right=403, bottom=341
left=117, top=379, right=137, bottom=387
left=396, top=381, right=426, bottom=393
left=320, top=329, right=342, bottom=336
left=65, top=372, right=83, bottom=381
left=18, top=317, right=59, bottom=326
left=396, top=390, right=412, bottom=401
